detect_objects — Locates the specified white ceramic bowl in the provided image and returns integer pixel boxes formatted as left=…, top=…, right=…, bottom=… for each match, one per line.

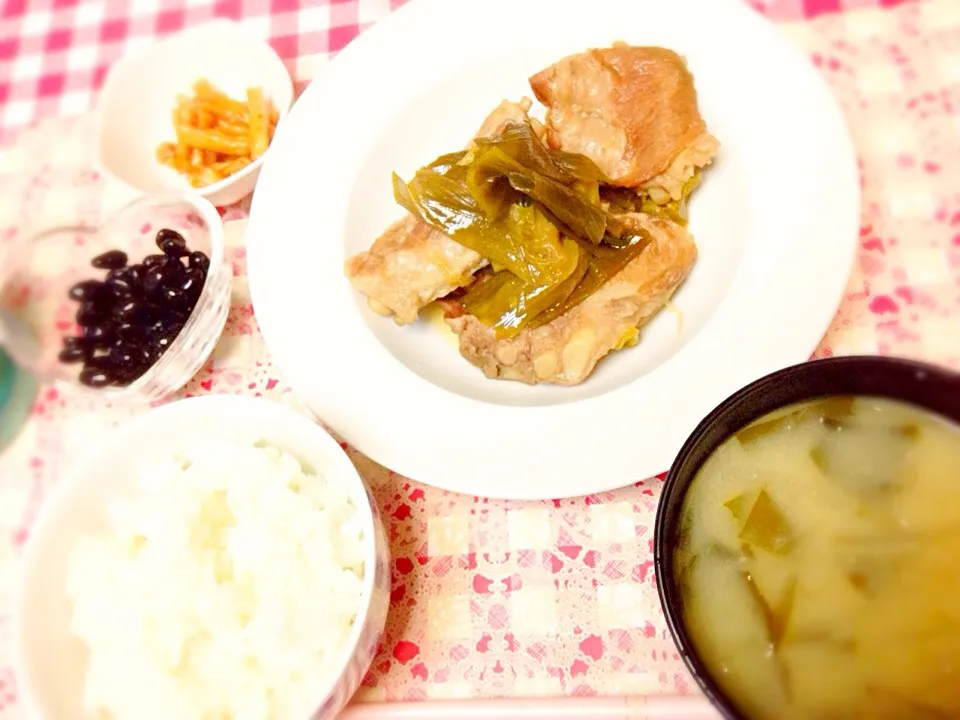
left=96, top=20, right=295, bottom=207
left=13, top=395, right=390, bottom=720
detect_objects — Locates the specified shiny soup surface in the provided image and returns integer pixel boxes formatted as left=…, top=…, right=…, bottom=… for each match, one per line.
left=674, top=396, right=960, bottom=720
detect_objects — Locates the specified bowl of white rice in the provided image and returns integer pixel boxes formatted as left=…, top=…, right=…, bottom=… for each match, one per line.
left=13, top=394, right=390, bottom=720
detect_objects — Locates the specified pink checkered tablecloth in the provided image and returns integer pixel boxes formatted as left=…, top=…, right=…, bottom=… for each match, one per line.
left=3, top=0, right=960, bottom=716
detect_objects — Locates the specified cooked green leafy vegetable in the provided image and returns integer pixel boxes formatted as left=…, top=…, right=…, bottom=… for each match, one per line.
left=459, top=205, right=586, bottom=338
left=742, top=571, right=795, bottom=649
left=465, top=142, right=607, bottom=243
left=427, top=151, right=469, bottom=176
left=393, top=119, right=700, bottom=333
left=739, top=489, right=794, bottom=555
left=393, top=170, right=538, bottom=283
left=528, top=231, right=653, bottom=329
left=724, top=492, right=752, bottom=523
left=817, top=396, right=855, bottom=429
left=472, top=121, right=607, bottom=184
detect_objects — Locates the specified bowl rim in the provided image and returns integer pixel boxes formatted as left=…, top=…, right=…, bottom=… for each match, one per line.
left=94, top=18, right=296, bottom=199
left=653, top=355, right=960, bottom=720
left=98, top=191, right=227, bottom=400
left=12, top=394, right=384, bottom=719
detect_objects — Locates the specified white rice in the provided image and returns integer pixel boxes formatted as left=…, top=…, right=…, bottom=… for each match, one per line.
left=67, top=439, right=367, bottom=720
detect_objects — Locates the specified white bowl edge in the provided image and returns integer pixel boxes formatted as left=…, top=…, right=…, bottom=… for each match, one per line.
left=95, top=19, right=296, bottom=207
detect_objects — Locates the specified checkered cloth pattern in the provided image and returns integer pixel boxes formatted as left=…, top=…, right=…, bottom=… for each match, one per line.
left=4, top=0, right=956, bottom=716
left=0, top=0, right=913, bottom=144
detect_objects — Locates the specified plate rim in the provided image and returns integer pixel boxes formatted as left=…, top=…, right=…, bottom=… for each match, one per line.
left=247, top=0, right=861, bottom=499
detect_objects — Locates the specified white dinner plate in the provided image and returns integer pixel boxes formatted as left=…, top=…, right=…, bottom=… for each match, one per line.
left=247, top=0, right=859, bottom=499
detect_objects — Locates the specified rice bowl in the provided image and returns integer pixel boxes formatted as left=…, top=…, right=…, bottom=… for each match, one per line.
left=13, top=395, right=390, bottom=720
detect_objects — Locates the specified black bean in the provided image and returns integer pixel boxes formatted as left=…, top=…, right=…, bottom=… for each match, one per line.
left=105, top=268, right=135, bottom=294
left=125, top=264, right=144, bottom=290
left=62, top=335, right=89, bottom=352
left=161, top=286, right=186, bottom=306
left=115, top=323, right=143, bottom=345
left=181, top=268, right=205, bottom=301
left=79, top=364, right=113, bottom=388
left=68, top=279, right=102, bottom=303
left=58, top=346, right=87, bottom=363
left=161, top=256, right=187, bottom=283
left=156, top=228, right=187, bottom=257
left=155, top=330, right=179, bottom=352
left=131, top=305, right=157, bottom=328
left=103, top=286, right=131, bottom=310
left=133, top=344, right=154, bottom=367
left=161, top=238, right=189, bottom=258
left=76, top=301, right=103, bottom=327
left=141, top=267, right=165, bottom=297
left=188, top=251, right=210, bottom=273
left=90, top=250, right=128, bottom=270
left=143, top=254, right=166, bottom=268
left=147, top=318, right=167, bottom=336
left=156, top=228, right=186, bottom=246
left=106, top=345, right=138, bottom=371
left=82, top=322, right=116, bottom=346
left=90, top=284, right=119, bottom=311
left=115, top=299, right=140, bottom=323
left=113, top=343, right=153, bottom=381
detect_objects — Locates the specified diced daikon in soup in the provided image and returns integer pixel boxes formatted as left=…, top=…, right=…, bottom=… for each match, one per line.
left=674, top=396, right=960, bottom=720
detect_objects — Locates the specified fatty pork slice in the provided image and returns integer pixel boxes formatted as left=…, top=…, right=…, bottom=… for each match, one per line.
left=446, top=214, right=696, bottom=386
left=529, top=46, right=718, bottom=193
left=345, top=99, right=535, bottom=325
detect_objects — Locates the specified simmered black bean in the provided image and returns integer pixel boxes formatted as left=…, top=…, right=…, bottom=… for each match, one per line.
left=91, top=250, right=128, bottom=270
left=62, top=336, right=89, bottom=353
left=161, top=256, right=187, bottom=281
left=125, top=264, right=144, bottom=288
left=162, top=286, right=186, bottom=306
left=156, top=228, right=187, bottom=257
left=82, top=322, right=115, bottom=346
left=115, top=323, right=142, bottom=344
left=115, top=300, right=139, bottom=322
left=62, top=227, right=211, bottom=388
left=79, top=364, right=113, bottom=388
left=181, top=268, right=205, bottom=299
left=76, top=301, right=103, bottom=326
left=188, top=251, right=210, bottom=273
left=68, top=279, right=103, bottom=302
left=155, top=332, right=176, bottom=351
left=131, top=305, right=157, bottom=328
left=58, top=346, right=87, bottom=364
left=142, top=267, right=165, bottom=297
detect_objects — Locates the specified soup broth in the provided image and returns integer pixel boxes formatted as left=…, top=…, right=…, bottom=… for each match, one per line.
left=675, top=396, right=960, bottom=720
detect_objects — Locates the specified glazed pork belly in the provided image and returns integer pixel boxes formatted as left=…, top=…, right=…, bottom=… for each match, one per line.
left=345, top=99, right=535, bottom=325
left=445, top=214, right=696, bottom=385
left=529, top=45, right=719, bottom=195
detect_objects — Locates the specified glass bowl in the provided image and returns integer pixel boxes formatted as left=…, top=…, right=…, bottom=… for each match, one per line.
left=0, top=193, right=231, bottom=404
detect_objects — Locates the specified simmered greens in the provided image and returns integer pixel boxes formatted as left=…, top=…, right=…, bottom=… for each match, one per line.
left=393, top=120, right=661, bottom=338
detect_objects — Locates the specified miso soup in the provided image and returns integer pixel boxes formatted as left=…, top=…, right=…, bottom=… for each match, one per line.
left=674, top=396, right=960, bottom=720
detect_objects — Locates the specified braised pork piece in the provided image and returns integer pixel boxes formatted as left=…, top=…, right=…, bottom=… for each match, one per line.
left=446, top=213, right=696, bottom=385
left=345, top=45, right=718, bottom=386
left=344, top=99, right=537, bottom=324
